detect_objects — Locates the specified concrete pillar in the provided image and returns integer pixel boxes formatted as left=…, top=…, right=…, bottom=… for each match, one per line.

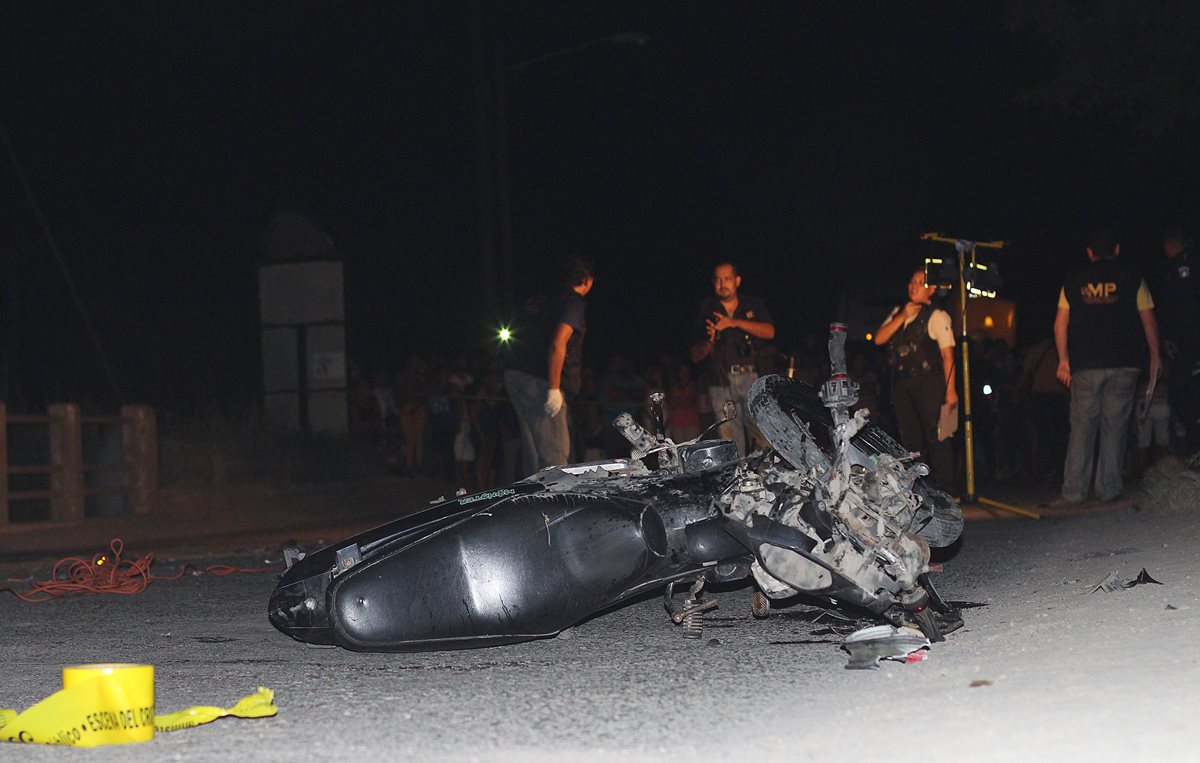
left=121, top=404, right=158, bottom=515
left=48, top=402, right=84, bottom=522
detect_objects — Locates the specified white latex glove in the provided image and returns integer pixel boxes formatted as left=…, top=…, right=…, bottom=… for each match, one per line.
left=544, top=388, right=564, bottom=417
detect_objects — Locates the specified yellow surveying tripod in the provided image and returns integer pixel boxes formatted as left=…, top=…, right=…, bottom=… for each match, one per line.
left=920, top=233, right=1039, bottom=520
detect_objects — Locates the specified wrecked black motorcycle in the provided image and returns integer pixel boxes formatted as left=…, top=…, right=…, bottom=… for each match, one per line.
left=269, top=324, right=963, bottom=652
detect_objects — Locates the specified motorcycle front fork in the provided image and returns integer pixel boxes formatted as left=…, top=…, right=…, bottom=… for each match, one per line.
left=898, top=573, right=960, bottom=642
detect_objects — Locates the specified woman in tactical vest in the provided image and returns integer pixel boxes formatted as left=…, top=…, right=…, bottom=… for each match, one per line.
left=874, top=268, right=959, bottom=486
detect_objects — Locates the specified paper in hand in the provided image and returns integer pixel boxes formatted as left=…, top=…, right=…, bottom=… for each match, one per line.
left=937, top=402, right=959, bottom=442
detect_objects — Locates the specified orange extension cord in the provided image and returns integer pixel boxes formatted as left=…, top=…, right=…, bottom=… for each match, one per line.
left=0, top=538, right=278, bottom=603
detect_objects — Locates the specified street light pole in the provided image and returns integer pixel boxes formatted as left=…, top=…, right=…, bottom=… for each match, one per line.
left=471, top=2, right=497, bottom=308
left=494, top=39, right=514, bottom=309
left=478, top=30, right=649, bottom=310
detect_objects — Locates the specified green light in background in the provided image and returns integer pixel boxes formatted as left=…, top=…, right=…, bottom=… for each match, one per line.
left=497, top=326, right=512, bottom=343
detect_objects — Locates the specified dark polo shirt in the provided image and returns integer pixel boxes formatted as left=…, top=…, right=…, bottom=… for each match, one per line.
left=693, top=294, right=773, bottom=382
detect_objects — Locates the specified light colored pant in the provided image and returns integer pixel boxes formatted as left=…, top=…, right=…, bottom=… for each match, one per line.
left=505, top=369, right=569, bottom=477
left=709, top=369, right=761, bottom=456
left=1061, top=367, right=1138, bottom=502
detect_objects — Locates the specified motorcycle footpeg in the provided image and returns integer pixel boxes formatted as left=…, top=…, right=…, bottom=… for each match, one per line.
left=670, top=597, right=718, bottom=625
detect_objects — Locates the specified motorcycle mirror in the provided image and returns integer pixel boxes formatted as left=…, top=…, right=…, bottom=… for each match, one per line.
left=694, top=399, right=738, bottom=443
left=721, top=400, right=737, bottom=421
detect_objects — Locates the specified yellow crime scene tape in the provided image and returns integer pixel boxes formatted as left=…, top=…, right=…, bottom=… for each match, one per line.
left=0, top=664, right=276, bottom=747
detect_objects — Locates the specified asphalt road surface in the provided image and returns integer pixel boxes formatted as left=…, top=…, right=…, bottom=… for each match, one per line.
left=3, top=505, right=1196, bottom=762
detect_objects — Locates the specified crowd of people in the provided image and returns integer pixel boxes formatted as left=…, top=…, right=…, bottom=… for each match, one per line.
left=343, top=257, right=780, bottom=490
left=345, top=229, right=1198, bottom=499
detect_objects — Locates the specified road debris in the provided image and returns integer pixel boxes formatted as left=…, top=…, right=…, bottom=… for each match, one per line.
left=1090, top=568, right=1163, bottom=593
left=1127, top=568, right=1162, bottom=587
left=1091, top=572, right=1125, bottom=593
left=841, top=624, right=930, bottom=670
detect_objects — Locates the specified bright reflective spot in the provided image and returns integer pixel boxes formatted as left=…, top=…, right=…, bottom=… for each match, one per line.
left=982, top=384, right=993, bottom=396
left=865, top=332, right=873, bottom=341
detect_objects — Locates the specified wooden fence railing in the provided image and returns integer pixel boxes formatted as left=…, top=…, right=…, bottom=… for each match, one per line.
left=0, top=403, right=157, bottom=525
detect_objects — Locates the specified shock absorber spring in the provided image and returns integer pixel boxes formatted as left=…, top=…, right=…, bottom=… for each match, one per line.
left=681, top=596, right=704, bottom=638
left=666, top=578, right=717, bottom=638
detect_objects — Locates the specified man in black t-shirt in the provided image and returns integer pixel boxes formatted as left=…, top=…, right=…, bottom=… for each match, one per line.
left=689, top=262, right=775, bottom=455
left=505, top=257, right=594, bottom=476
left=1054, top=229, right=1160, bottom=504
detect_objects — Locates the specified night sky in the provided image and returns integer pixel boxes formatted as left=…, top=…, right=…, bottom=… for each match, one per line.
left=2, top=2, right=1199, bottom=412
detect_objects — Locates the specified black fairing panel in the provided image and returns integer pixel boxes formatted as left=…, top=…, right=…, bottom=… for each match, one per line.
left=268, top=483, right=546, bottom=645
left=327, top=494, right=668, bottom=651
